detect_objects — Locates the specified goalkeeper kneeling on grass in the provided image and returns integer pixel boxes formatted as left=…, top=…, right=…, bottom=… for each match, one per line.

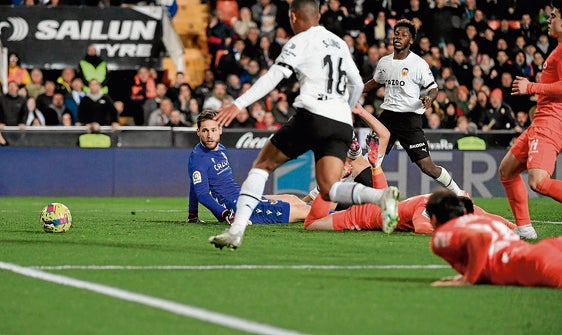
left=187, top=110, right=310, bottom=224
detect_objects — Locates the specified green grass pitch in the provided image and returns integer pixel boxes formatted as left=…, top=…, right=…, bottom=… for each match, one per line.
left=0, top=196, right=561, bottom=335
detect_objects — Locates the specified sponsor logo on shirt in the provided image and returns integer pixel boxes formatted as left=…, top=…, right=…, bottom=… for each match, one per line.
left=192, top=171, right=201, bottom=184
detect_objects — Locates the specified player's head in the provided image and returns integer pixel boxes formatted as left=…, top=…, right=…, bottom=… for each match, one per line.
left=426, top=190, right=468, bottom=228
left=289, top=0, right=320, bottom=33
left=548, top=1, right=562, bottom=38
left=196, top=109, right=222, bottom=150
left=393, top=19, right=416, bottom=52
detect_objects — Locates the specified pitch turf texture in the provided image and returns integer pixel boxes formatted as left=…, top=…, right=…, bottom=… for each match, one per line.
left=1, top=197, right=561, bottom=335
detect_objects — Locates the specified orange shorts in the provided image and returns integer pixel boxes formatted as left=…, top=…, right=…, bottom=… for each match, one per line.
left=510, top=125, right=562, bottom=175
left=331, top=203, right=382, bottom=231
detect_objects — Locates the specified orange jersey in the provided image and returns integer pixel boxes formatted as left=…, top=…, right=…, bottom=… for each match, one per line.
left=431, top=214, right=562, bottom=287
left=527, top=43, right=562, bottom=129
left=331, top=194, right=432, bottom=233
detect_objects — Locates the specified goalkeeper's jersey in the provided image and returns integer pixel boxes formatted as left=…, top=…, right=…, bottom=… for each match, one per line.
left=187, top=142, right=291, bottom=224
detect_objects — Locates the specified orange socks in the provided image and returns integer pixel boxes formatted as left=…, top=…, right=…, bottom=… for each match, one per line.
left=501, top=175, right=531, bottom=226
left=304, top=196, right=332, bottom=228
left=535, top=177, right=562, bottom=202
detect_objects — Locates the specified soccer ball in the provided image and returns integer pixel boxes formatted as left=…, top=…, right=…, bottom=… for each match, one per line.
left=40, top=203, right=72, bottom=233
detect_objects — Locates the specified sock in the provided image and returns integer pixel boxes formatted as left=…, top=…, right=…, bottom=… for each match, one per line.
left=230, top=168, right=269, bottom=235
left=372, top=166, right=388, bottom=189
left=304, top=195, right=332, bottom=228
left=435, top=166, right=463, bottom=196
left=535, top=177, right=562, bottom=202
left=501, top=175, right=531, bottom=226
left=307, top=186, right=320, bottom=201
left=329, top=181, right=385, bottom=205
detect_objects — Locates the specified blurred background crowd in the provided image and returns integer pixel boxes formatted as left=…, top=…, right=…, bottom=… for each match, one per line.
left=0, top=0, right=554, bottom=148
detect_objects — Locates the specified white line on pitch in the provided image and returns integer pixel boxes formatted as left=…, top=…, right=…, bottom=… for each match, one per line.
left=0, top=261, right=308, bottom=335
left=30, top=264, right=451, bottom=271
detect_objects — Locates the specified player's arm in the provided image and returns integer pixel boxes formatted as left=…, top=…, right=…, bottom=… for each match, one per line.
left=188, top=162, right=230, bottom=221
left=363, top=79, right=383, bottom=94
left=459, top=229, right=493, bottom=284
left=420, top=87, right=438, bottom=110
left=345, top=59, right=365, bottom=108
left=352, top=104, right=390, bottom=154
left=187, top=183, right=204, bottom=223
left=411, top=205, right=433, bottom=234
left=214, top=65, right=287, bottom=127
left=431, top=274, right=472, bottom=287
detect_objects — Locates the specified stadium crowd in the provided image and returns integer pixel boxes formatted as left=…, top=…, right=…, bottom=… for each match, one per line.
left=0, top=0, right=555, bottom=147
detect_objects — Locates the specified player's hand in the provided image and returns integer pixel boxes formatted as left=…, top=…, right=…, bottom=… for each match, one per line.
left=214, top=104, right=241, bottom=127
left=221, top=209, right=235, bottom=224
left=511, top=76, right=530, bottom=96
left=431, top=275, right=471, bottom=287
left=352, top=103, right=366, bottom=116
left=420, top=96, right=432, bottom=109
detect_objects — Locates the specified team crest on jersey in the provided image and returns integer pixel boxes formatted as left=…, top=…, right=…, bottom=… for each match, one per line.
left=543, top=60, right=548, bottom=70
left=269, top=199, right=278, bottom=204
left=192, top=171, right=202, bottom=184
left=401, top=67, right=409, bottom=76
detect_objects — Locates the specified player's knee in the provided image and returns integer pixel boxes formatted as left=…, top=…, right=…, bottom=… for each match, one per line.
left=528, top=174, right=547, bottom=193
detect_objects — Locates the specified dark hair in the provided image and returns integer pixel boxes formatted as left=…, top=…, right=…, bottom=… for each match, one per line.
left=290, top=0, right=320, bottom=17
left=197, top=109, right=217, bottom=128
left=552, top=1, right=562, bottom=11
left=426, top=190, right=467, bottom=226
left=394, top=19, right=417, bottom=41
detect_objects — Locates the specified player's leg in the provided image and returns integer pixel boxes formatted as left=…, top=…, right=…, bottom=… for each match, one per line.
left=415, top=156, right=464, bottom=196
left=304, top=196, right=335, bottom=230
left=526, top=129, right=562, bottom=202
left=209, top=141, right=290, bottom=249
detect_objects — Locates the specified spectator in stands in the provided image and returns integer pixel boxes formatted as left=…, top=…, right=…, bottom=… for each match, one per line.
left=257, top=35, right=281, bottom=70
left=536, top=33, right=552, bottom=56
left=216, top=39, right=247, bottom=80
left=148, top=97, right=175, bottom=127
left=249, top=101, right=266, bottom=129
left=17, top=86, right=28, bottom=99
left=56, top=67, right=75, bottom=95
left=531, top=50, right=545, bottom=76
left=78, top=44, right=109, bottom=94
left=175, top=83, right=193, bottom=116
left=489, top=49, right=514, bottom=88
left=494, top=18, right=518, bottom=46
left=186, top=98, right=201, bottom=126
left=36, top=80, right=56, bottom=114
left=365, top=10, right=392, bottom=46
left=225, top=73, right=242, bottom=99
left=262, top=110, right=281, bottom=130
left=232, top=7, right=258, bottom=40
left=194, top=69, right=215, bottom=106
left=467, top=90, right=489, bottom=129
left=512, top=49, right=534, bottom=79
left=441, top=102, right=461, bottom=129
left=442, top=75, right=459, bottom=103
left=426, top=0, right=457, bottom=47
left=481, top=88, right=516, bottom=134
left=320, top=0, right=349, bottom=37
left=129, top=66, right=156, bottom=125
left=202, top=81, right=230, bottom=111
left=78, top=79, right=119, bottom=129
left=7, top=53, right=30, bottom=87
left=64, top=77, right=85, bottom=124
left=20, top=96, right=46, bottom=127
left=455, top=85, right=472, bottom=115
left=166, top=72, right=186, bottom=104
left=26, top=69, right=46, bottom=100
left=165, top=109, right=190, bottom=127
left=0, top=81, right=26, bottom=127
left=361, top=45, right=381, bottom=81
left=227, top=106, right=255, bottom=128
left=43, top=92, right=71, bottom=125
left=457, top=23, right=480, bottom=56
left=143, top=83, right=170, bottom=125
left=271, top=93, right=295, bottom=124
left=251, top=0, right=277, bottom=40
left=470, top=9, right=488, bottom=35
left=206, top=9, right=234, bottom=63
left=243, top=27, right=261, bottom=60
left=451, top=50, right=472, bottom=87
left=427, top=113, right=442, bottom=130
left=275, top=0, right=294, bottom=35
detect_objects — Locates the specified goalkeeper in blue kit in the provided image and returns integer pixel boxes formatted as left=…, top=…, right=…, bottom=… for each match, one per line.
left=188, top=110, right=310, bottom=224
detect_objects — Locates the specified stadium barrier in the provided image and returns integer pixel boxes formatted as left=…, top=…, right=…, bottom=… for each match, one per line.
left=1, top=128, right=559, bottom=198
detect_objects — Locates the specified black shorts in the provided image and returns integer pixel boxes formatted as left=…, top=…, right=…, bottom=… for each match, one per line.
left=378, top=110, right=430, bottom=162
left=271, top=108, right=353, bottom=163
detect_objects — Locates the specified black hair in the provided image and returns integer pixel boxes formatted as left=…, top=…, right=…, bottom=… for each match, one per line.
left=394, top=19, right=417, bottom=41
left=426, top=190, right=467, bottom=226
left=552, top=1, right=562, bottom=11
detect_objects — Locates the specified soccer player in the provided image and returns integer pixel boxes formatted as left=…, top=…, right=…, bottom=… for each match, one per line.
left=209, top=0, right=399, bottom=249
left=499, top=0, right=562, bottom=240
left=304, top=193, right=516, bottom=233
left=188, top=110, right=310, bottom=224
left=363, top=19, right=465, bottom=197
left=427, top=190, right=562, bottom=288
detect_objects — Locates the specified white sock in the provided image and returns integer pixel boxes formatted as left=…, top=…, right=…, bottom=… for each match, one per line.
left=307, top=186, right=320, bottom=200
left=435, top=166, right=464, bottom=196
left=329, top=181, right=385, bottom=205
left=230, top=168, right=269, bottom=235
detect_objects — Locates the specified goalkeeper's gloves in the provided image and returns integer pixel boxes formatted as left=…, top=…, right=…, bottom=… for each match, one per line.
left=221, top=209, right=235, bottom=225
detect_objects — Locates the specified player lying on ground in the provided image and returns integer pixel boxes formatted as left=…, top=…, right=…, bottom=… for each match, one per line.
left=188, top=110, right=310, bottom=224
left=304, top=192, right=516, bottom=233
left=427, top=190, right=562, bottom=288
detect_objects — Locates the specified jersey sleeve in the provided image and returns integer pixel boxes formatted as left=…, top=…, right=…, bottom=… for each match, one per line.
left=411, top=206, right=433, bottom=234
left=418, top=61, right=438, bottom=91
left=373, top=59, right=386, bottom=84
left=459, top=229, right=493, bottom=284
left=188, top=154, right=227, bottom=220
